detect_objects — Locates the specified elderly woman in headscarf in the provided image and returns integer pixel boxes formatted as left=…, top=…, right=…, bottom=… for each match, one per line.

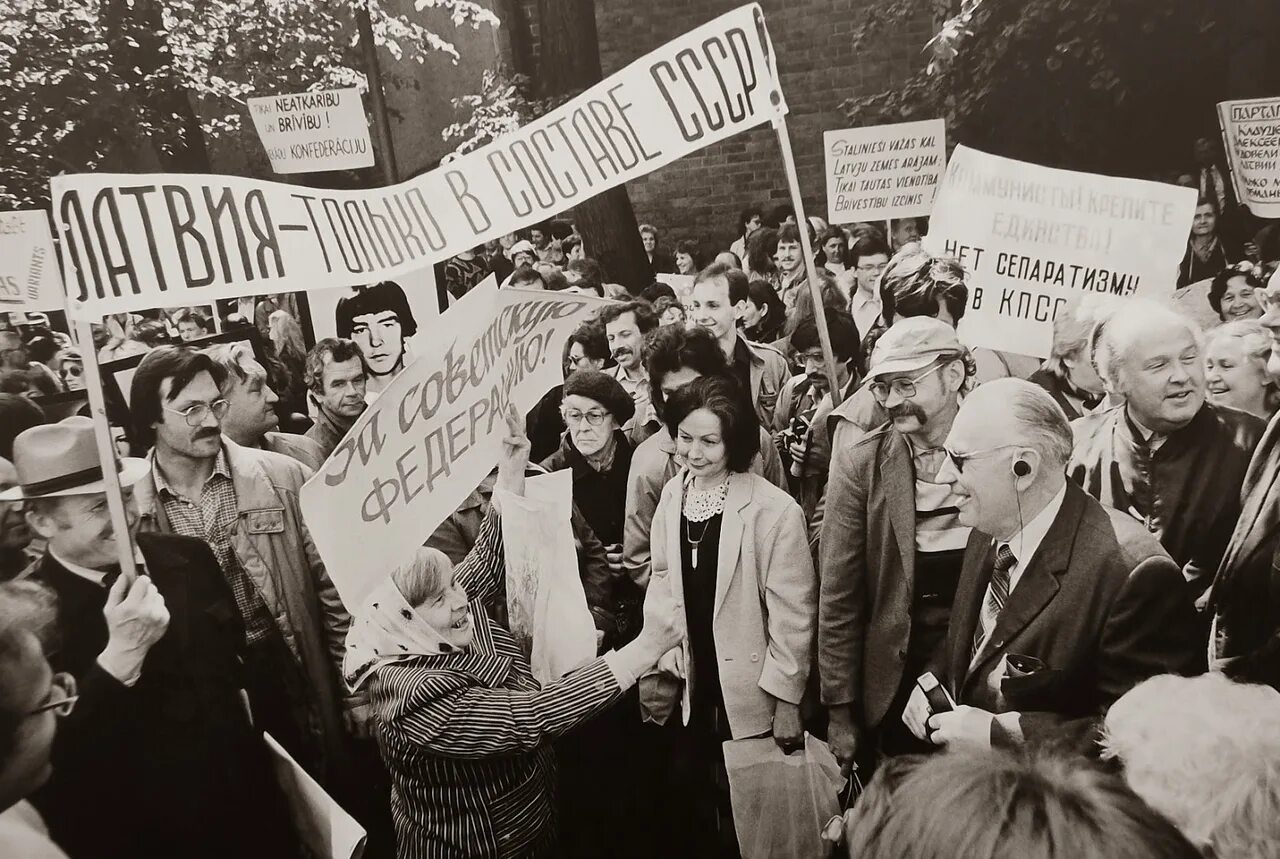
left=345, top=406, right=682, bottom=859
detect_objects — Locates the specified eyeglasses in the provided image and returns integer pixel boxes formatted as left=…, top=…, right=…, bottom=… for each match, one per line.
left=163, top=399, right=230, bottom=426
left=28, top=672, right=78, bottom=717
left=942, top=443, right=1022, bottom=473
left=856, top=262, right=888, bottom=274
left=868, top=364, right=942, bottom=404
left=561, top=408, right=608, bottom=426
left=797, top=349, right=827, bottom=364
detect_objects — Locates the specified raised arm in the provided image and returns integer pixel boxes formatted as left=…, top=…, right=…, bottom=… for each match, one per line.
left=453, top=405, right=529, bottom=606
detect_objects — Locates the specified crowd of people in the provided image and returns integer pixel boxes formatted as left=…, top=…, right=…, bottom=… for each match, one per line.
left=3, top=168, right=1280, bottom=859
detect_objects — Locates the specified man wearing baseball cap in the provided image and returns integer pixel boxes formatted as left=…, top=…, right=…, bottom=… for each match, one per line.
left=9, top=418, right=294, bottom=858
left=819, top=317, right=977, bottom=773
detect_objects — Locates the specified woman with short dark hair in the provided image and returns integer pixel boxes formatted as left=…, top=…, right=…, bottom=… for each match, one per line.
left=1207, top=261, right=1264, bottom=323
left=640, top=375, right=817, bottom=854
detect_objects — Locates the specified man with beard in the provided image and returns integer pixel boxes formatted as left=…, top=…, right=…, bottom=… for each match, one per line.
left=821, top=318, right=975, bottom=769
left=303, top=339, right=368, bottom=460
left=1069, top=300, right=1263, bottom=599
left=600, top=301, right=661, bottom=445
left=335, top=281, right=417, bottom=401
left=127, top=346, right=366, bottom=787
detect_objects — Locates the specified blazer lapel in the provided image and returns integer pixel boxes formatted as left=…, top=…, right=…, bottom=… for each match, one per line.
left=880, top=432, right=917, bottom=594
left=965, top=487, right=1081, bottom=686
left=713, top=474, right=750, bottom=620
left=949, top=533, right=993, bottom=695
left=138, top=535, right=191, bottom=654
left=1221, top=440, right=1280, bottom=575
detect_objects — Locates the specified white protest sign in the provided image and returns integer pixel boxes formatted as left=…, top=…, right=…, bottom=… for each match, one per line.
left=501, top=470, right=597, bottom=684
left=824, top=119, right=945, bottom=224
left=924, top=145, right=1197, bottom=358
left=248, top=88, right=375, bottom=174
left=51, top=4, right=784, bottom=320
left=300, top=283, right=612, bottom=608
left=264, top=733, right=366, bottom=859
left=1217, top=97, right=1280, bottom=218
left=0, top=210, right=65, bottom=310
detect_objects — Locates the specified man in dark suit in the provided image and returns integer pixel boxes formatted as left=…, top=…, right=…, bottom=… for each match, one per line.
left=902, top=380, right=1204, bottom=751
left=6, top=418, right=294, bottom=858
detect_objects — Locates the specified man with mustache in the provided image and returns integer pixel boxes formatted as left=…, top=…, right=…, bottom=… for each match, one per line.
left=820, top=317, right=975, bottom=771
left=1068, top=300, right=1263, bottom=601
left=601, top=301, right=661, bottom=445
left=127, top=346, right=367, bottom=788
left=302, top=338, right=368, bottom=461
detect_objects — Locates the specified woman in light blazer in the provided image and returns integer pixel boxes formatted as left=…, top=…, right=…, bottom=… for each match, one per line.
left=640, top=375, right=818, bottom=856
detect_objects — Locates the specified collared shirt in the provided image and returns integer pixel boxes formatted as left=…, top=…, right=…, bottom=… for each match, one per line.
left=1127, top=410, right=1168, bottom=453
left=850, top=290, right=883, bottom=345
left=970, top=484, right=1067, bottom=660
left=610, top=363, right=657, bottom=432
left=905, top=439, right=970, bottom=555
left=152, top=446, right=276, bottom=645
left=997, top=483, right=1068, bottom=594
left=48, top=547, right=110, bottom=587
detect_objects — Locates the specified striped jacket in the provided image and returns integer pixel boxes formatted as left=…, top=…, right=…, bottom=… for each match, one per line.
left=371, top=509, right=624, bottom=859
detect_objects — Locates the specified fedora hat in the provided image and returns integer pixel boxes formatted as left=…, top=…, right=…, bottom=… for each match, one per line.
left=1, top=416, right=149, bottom=500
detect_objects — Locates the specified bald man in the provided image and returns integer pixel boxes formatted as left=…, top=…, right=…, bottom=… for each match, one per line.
left=902, top=380, right=1203, bottom=752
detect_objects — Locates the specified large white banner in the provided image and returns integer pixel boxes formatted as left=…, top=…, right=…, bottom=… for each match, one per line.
left=824, top=119, right=945, bottom=224
left=300, top=283, right=611, bottom=608
left=1217, top=97, right=1280, bottom=218
left=0, top=211, right=66, bottom=311
left=51, top=4, right=783, bottom=319
left=925, top=146, right=1197, bottom=358
left=248, top=87, right=375, bottom=175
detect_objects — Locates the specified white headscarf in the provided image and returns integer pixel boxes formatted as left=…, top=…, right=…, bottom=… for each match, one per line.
left=343, top=574, right=459, bottom=693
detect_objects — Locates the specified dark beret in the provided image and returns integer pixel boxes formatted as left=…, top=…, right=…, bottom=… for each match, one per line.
left=562, top=369, right=635, bottom=424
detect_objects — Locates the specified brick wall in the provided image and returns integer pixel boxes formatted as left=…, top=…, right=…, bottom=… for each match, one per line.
left=591, top=0, right=934, bottom=257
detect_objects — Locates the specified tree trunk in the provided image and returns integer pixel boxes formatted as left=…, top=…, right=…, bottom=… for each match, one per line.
left=535, top=0, right=651, bottom=292
left=102, top=0, right=211, bottom=172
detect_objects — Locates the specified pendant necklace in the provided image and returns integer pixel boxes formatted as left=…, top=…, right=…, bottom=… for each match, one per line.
left=684, top=478, right=728, bottom=567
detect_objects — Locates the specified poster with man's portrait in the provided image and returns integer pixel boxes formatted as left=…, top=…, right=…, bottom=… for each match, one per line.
left=306, top=265, right=442, bottom=401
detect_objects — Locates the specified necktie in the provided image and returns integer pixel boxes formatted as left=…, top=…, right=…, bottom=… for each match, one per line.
left=971, top=543, right=1017, bottom=663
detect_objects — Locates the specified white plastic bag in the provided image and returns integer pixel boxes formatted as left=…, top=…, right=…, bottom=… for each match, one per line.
left=501, top=470, right=597, bottom=684
left=722, top=733, right=844, bottom=859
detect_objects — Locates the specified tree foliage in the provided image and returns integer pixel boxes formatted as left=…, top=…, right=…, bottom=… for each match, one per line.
left=844, top=0, right=1230, bottom=180
left=1, top=0, right=497, bottom=209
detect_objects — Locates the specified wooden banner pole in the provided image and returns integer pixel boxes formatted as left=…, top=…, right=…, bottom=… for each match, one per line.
left=67, top=316, right=140, bottom=582
left=771, top=112, right=848, bottom=408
